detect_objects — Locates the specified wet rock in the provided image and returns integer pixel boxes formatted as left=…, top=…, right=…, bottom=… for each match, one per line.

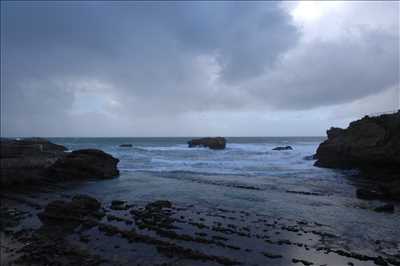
left=262, top=251, right=282, bottom=259
left=286, top=190, right=322, bottom=196
left=145, top=200, right=172, bottom=210
left=188, top=137, right=226, bottom=150
left=292, top=258, right=314, bottom=265
left=1, top=138, right=120, bottom=188
left=272, top=146, right=293, bottom=151
left=49, top=149, right=119, bottom=180
left=381, top=180, right=400, bottom=201
left=119, top=144, right=132, bottom=147
left=1, top=138, right=67, bottom=186
left=13, top=229, right=105, bottom=266
left=303, top=154, right=316, bottom=160
left=374, top=204, right=395, bottom=213
left=314, top=112, right=400, bottom=177
left=111, top=200, right=125, bottom=205
left=156, top=245, right=240, bottom=265
left=110, top=200, right=129, bottom=210
left=374, top=256, right=389, bottom=266
left=130, top=200, right=176, bottom=232
left=0, top=138, right=67, bottom=158
left=0, top=207, right=27, bottom=229
left=38, top=194, right=103, bottom=225
left=356, top=189, right=384, bottom=200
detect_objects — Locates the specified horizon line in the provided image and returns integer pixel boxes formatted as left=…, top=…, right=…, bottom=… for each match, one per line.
left=1, top=136, right=326, bottom=139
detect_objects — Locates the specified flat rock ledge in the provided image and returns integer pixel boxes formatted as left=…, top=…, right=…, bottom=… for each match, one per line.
left=0, top=138, right=119, bottom=188
left=188, top=137, right=226, bottom=150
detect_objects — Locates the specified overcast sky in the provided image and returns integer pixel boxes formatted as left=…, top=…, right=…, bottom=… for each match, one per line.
left=1, top=1, right=399, bottom=137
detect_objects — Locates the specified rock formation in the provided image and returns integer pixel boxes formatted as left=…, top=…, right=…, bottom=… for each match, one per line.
left=49, top=149, right=119, bottom=180
left=38, top=194, right=103, bottom=225
left=0, top=138, right=67, bottom=186
left=272, top=146, right=293, bottom=151
left=188, top=137, right=226, bottom=150
left=315, top=111, right=400, bottom=200
left=1, top=138, right=119, bottom=187
left=315, top=111, right=399, bottom=173
left=119, top=144, right=133, bottom=147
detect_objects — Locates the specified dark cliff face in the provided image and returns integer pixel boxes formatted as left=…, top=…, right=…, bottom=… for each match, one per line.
left=314, top=111, right=400, bottom=177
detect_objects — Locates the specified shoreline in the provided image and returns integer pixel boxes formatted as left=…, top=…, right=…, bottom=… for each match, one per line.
left=2, top=187, right=399, bottom=266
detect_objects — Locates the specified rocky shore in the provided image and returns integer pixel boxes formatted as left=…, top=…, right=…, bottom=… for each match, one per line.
left=2, top=193, right=399, bottom=266
left=315, top=111, right=400, bottom=200
left=0, top=138, right=119, bottom=188
left=1, top=133, right=399, bottom=265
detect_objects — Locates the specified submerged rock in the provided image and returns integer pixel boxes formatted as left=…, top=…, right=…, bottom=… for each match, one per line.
left=119, top=144, right=133, bottom=147
left=272, top=146, right=293, bottom=151
left=111, top=200, right=129, bottom=210
left=145, top=200, right=172, bottom=210
left=380, top=180, right=400, bottom=201
left=356, top=189, right=384, bottom=200
left=188, top=137, right=226, bottom=150
left=38, top=194, right=103, bottom=225
left=303, top=154, right=317, bottom=160
left=374, top=204, right=395, bottom=213
left=48, top=149, right=119, bottom=180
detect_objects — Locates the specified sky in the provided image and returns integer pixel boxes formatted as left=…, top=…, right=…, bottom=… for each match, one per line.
left=1, top=1, right=399, bottom=137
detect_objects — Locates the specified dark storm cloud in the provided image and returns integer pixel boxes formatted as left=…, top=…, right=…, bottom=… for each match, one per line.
left=1, top=1, right=399, bottom=136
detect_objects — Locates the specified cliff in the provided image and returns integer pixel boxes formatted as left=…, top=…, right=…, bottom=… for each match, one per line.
left=315, top=111, right=399, bottom=173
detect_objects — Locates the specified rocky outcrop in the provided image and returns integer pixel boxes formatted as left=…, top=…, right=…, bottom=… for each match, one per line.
left=272, top=146, right=293, bottom=151
left=119, top=144, right=132, bottom=147
left=356, top=188, right=384, bottom=200
left=1, top=138, right=119, bottom=188
left=48, top=149, right=119, bottom=180
left=315, top=111, right=400, bottom=173
left=374, top=204, right=395, bottom=213
left=315, top=111, right=400, bottom=200
left=0, top=138, right=68, bottom=186
left=38, top=194, right=103, bottom=225
left=1, top=138, right=67, bottom=157
left=188, top=137, right=226, bottom=150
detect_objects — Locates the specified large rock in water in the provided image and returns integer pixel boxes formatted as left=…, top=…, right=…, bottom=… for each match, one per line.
left=314, top=111, right=400, bottom=172
left=315, top=111, right=400, bottom=199
left=1, top=138, right=119, bottom=187
left=0, top=138, right=67, bottom=186
left=1, top=138, right=67, bottom=158
left=272, top=146, right=293, bottom=151
left=49, top=149, right=119, bottom=180
left=188, top=137, right=226, bottom=150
